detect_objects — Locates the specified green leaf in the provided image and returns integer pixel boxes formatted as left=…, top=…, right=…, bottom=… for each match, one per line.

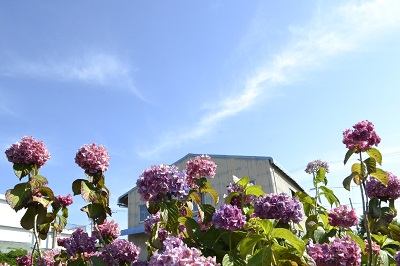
left=233, top=175, right=241, bottom=184
left=13, top=163, right=34, bottom=180
left=72, top=179, right=86, bottom=196
left=366, top=148, right=383, bottom=165
left=20, top=206, right=36, bottom=230
left=160, top=201, right=179, bottom=229
left=178, top=217, right=201, bottom=238
left=343, top=173, right=356, bottom=191
left=199, top=204, right=215, bottom=225
left=315, top=167, right=326, bottom=184
left=248, top=246, right=272, bottom=266
left=369, top=198, right=381, bottom=218
left=81, top=180, right=98, bottom=202
left=81, top=203, right=104, bottom=219
left=271, top=228, right=305, bottom=254
left=364, top=157, right=377, bottom=175
left=90, top=256, right=108, bottom=266
left=370, top=168, right=388, bottom=186
left=319, top=186, right=340, bottom=207
left=5, top=183, right=32, bottom=211
left=189, top=192, right=201, bottom=205
left=379, top=250, right=389, bottom=266
left=56, top=215, right=67, bottom=233
left=222, top=254, right=246, bottom=266
left=239, top=233, right=265, bottom=256
left=237, top=176, right=250, bottom=187
left=313, top=226, right=325, bottom=243
left=245, top=185, right=265, bottom=197
left=344, top=149, right=356, bottom=165
left=351, top=163, right=362, bottom=175
left=30, top=175, right=48, bottom=189
left=202, top=188, right=219, bottom=205
left=147, top=201, right=160, bottom=214
left=62, top=206, right=68, bottom=217
left=255, top=218, right=273, bottom=235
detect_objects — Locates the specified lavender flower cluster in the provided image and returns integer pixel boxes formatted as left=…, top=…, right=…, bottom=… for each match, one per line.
left=144, top=212, right=161, bottom=235
left=102, top=239, right=140, bottom=265
left=305, top=159, right=329, bottom=174
left=38, top=249, right=62, bottom=266
left=75, top=143, right=110, bottom=174
left=56, top=194, right=73, bottom=207
left=225, top=182, right=255, bottom=207
left=5, top=136, right=51, bottom=168
left=149, top=236, right=219, bottom=266
left=94, top=219, right=120, bottom=241
left=57, top=228, right=97, bottom=256
left=307, top=236, right=361, bottom=266
left=394, top=251, right=400, bottom=266
left=212, top=204, right=246, bottom=231
left=185, top=155, right=217, bottom=187
left=254, top=193, right=303, bottom=224
left=365, top=171, right=400, bottom=200
left=328, top=205, right=358, bottom=228
left=136, top=164, right=189, bottom=202
left=342, top=120, right=381, bottom=153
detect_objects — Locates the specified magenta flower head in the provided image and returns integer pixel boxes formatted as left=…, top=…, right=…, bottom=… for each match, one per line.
left=185, top=155, right=217, bottom=188
left=75, top=143, right=110, bottom=174
left=254, top=193, right=303, bottom=224
left=93, top=219, right=120, bottom=242
left=305, top=159, right=329, bottom=174
left=342, top=120, right=381, bottom=153
left=16, top=254, right=32, bottom=266
left=37, top=249, right=61, bottom=266
left=59, top=228, right=97, bottom=256
left=307, top=236, right=361, bottom=266
left=366, top=171, right=400, bottom=200
left=56, top=194, right=73, bottom=207
left=212, top=204, right=246, bottom=231
left=5, top=136, right=50, bottom=168
left=136, top=164, right=189, bottom=202
left=364, top=240, right=380, bottom=255
left=102, top=239, right=140, bottom=265
left=328, top=205, right=358, bottom=228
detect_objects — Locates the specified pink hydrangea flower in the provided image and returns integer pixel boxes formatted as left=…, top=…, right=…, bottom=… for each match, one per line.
left=102, top=239, right=140, bottom=265
left=75, top=143, right=110, bottom=174
left=366, top=171, right=400, bottom=200
left=212, top=204, right=246, bottom=231
left=16, top=254, right=32, bottom=266
left=94, top=219, right=120, bottom=242
left=56, top=194, right=73, bottom=207
left=5, top=136, right=50, bottom=168
left=342, top=120, right=381, bottom=153
left=328, top=205, right=358, bottom=228
left=185, top=155, right=217, bottom=188
left=307, top=236, right=361, bottom=266
left=37, top=249, right=62, bottom=266
left=305, top=159, right=329, bottom=174
left=364, top=240, right=380, bottom=255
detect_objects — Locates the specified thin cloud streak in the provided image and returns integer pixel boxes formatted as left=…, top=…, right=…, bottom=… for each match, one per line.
left=139, top=0, right=400, bottom=158
left=3, top=53, right=145, bottom=100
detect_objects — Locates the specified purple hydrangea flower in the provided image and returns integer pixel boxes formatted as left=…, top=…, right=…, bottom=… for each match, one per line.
left=136, top=164, right=189, bottom=202
left=305, top=159, right=329, bottom=174
left=58, top=228, right=97, bottom=256
left=5, top=136, right=50, bottom=168
left=394, top=250, right=400, bottom=265
left=342, top=120, right=381, bottom=153
left=185, top=155, right=217, bottom=188
left=254, top=193, right=303, bottom=224
left=144, top=212, right=161, bottom=235
left=328, top=205, right=358, bottom=228
left=149, top=236, right=218, bottom=266
left=16, top=254, right=32, bottom=266
left=307, top=236, right=361, bottom=266
left=75, top=143, right=110, bottom=173
left=56, top=194, right=73, bottom=207
left=224, top=182, right=255, bottom=207
left=212, top=204, right=246, bottom=231
left=366, top=171, right=400, bottom=200
left=102, top=239, right=140, bottom=265
left=93, top=219, right=120, bottom=242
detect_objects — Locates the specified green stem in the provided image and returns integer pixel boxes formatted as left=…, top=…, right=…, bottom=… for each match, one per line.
left=93, top=220, right=119, bottom=266
left=33, top=214, right=45, bottom=266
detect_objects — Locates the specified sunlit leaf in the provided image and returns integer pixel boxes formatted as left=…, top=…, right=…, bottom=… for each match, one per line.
left=13, top=163, right=33, bottom=180
left=199, top=204, right=215, bottom=225
left=248, top=246, right=272, bottom=266
left=370, top=168, right=388, bottom=186
left=343, top=173, right=357, bottom=191
left=202, top=188, right=219, bottom=205
left=81, top=181, right=98, bottom=202
left=6, top=183, right=32, bottom=211
left=81, top=203, right=104, bottom=219
left=364, top=157, right=377, bottom=175
left=366, top=148, right=382, bottom=165
left=245, top=185, right=265, bottom=197
left=237, top=176, right=250, bottom=187
left=239, top=233, right=265, bottom=256
left=344, top=149, right=356, bottom=165
left=30, top=175, right=48, bottom=189
left=319, top=186, right=340, bottom=207
left=315, top=168, right=326, bottom=184
left=271, top=228, right=305, bottom=254
left=72, top=179, right=86, bottom=196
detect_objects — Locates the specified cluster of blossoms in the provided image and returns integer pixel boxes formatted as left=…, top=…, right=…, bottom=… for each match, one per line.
left=101, top=239, right=141, bottom=265
left=328, top=205, right=358, bottom=228
left=57, top=228, right=97, bottom=257
left=56, top=194, right=73, bottom=207
left=5, top=136, right=51, bottom=168
left=149, top=236, right=218, bottom=265
left=307, top=236, right=361, bottom=266
left=305, top=159, right=329, bottom=174
left=185, top=155, right=217, bottom=187
left=364, top=240, right=380, bottom=255
left=15, top=254, right=32, bottom=266
left=38, top=249, right=62, bottom=266
left=144, top=212, right=161, bottom=235
left=212, top=204, right=246, bottom=231
left=224, top=182, right=255, bottom=207
left=75, top=143, right=110, bottom=173
left=395, top=251, right=400, bottom=266
left=365, top=171, right=400, bottom=200
left=136, top=164, right=189, bottom=202
left=342, top=120, right=381, bottom=153
left=94, top=219, right=120, bottom=242
left=254, top=193, right=303, bottom=224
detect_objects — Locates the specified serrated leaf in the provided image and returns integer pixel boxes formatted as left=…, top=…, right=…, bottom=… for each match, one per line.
left=239, top=233, right=265, bottom=256
left=13, top=163, right=34, bottom=180
left=6, top=183, right=32, bottom=211
left=248, top=246, right=272, bottom=266
left=344, top=149, right=356, bottom=165
left=72, top=179, right=86, bottom=196
left=30, top=175, right=48, bottom=189
left=351, top=163, right=362, bottom=175
left=81, top=180, right=98, bottom=202
left=370, top=168, right=388, bottom=186
left=271, top=228, right=305, bottom=254
left=366, top=148, right=382, bottom=165
left=255, top=218, right=273, bottom=235
left=245, top=185, right=265, bottom=197
left=202, top=188, right=219, bottom=205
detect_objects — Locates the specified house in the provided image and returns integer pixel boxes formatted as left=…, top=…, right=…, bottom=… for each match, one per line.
left=117, top=153, right=305, bottom=258
left=0, top=194, right=83, bottom=251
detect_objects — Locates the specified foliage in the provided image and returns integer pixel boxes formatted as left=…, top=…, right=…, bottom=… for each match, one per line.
left=0, top=249, right=27, bottom=266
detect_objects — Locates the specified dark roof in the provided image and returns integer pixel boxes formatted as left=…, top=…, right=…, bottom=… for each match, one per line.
left=117, top=153, right=304, bottom=207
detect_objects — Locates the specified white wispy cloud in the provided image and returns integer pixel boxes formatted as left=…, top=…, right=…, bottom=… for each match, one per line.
left=4, top=53, right=144, bottom=100
left=140, top=0, right=400, bottom=158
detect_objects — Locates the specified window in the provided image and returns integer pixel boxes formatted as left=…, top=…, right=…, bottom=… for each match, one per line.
left=139, top=204, right=150, bottom=222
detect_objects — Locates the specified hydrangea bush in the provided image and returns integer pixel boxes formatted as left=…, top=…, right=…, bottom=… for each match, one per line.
left=4, top=120, right=400, bottom=266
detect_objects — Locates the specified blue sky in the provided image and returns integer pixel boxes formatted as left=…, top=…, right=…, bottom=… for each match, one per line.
left=1, top=0, right=400, bottom=231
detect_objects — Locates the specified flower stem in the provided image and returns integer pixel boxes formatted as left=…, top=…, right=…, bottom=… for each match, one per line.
left=93, top=220, right=119, bottom=266
left=33, top=214, right=45, bottom=266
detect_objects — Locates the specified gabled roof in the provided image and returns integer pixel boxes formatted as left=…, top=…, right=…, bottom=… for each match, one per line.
left=117, top=153, right=304, bottom=207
